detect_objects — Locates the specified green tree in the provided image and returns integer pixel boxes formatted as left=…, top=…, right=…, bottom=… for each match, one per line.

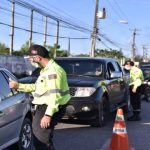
left=75, top=53, right=89, bottom=57
left=0, top=42, right=9, bottom=55
left=20, top=41, right=30, bottom=54
left=46, top=44, right=68, bottom=58
left=95, top=49, right=124, bottom=60
left=134, top=55, right=143, bottom=62
left=13, top=41, right=35, bottom=56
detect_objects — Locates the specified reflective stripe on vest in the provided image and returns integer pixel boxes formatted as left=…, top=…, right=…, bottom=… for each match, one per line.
left=34, top=89, right=70, bottom=97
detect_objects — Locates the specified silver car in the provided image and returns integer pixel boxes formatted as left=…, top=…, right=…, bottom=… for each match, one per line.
left=0, top=68, right=33, bottom=150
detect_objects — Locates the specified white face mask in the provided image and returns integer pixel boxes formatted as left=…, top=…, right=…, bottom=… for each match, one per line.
left=30, top=61, right=39, bottom=68
left=124, top=65, right=130, bottom=70
left=28, top=56, right=41, bottom=68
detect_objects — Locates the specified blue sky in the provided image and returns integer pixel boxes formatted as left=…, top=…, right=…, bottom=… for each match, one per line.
left=0, top=0, right=150, bottom=57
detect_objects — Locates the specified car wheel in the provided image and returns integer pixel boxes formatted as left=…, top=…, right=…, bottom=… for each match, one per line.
left=91, top=97, right=109, bottom=127
left=18, top=118, right=33, bottom=150
left=145, top=87, right=150, bottom=102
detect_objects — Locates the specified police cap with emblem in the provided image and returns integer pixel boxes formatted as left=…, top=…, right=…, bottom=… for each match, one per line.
left=28, top=44, right=49, bottom=58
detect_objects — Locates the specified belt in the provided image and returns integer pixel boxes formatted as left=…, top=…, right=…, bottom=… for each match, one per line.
left=59, top=104, right=67, bottom=109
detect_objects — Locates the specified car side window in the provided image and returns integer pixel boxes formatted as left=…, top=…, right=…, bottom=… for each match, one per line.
left=107, top=62, right=116, bottom=78
left=0, top=72, right=13, bottom=101
left=112, top=62, right=122, bottom=72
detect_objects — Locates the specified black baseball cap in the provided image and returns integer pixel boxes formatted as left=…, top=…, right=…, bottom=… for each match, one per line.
left=28, top=44, right=49, bottom=58
left=124, top=60, right=134, bottom=66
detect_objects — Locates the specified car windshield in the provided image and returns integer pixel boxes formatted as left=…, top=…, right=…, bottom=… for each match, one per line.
left=140, top=63, right=150, bottom=79
left=56, top=59, right=103, bottom=77
left=141, top=68, right=150, bottom=79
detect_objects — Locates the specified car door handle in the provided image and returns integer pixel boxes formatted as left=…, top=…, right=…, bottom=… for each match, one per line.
left=0, top=111, right=5, bottom=117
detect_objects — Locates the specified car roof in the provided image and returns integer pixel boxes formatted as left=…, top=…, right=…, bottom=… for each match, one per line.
left=0, top=67, right=10, bottom=71
left=140, top=62, right=150, bottom=68
left=55, top=57, right=117, bottom=62
left=0, top=67, right=17, bottom=79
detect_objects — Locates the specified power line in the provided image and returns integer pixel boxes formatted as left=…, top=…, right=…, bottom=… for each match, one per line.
left=0, top=6, right=92, bottom=33
left=0, top=21, right=90, bottom=40
left=1, top=0, right=131, bottom=52
left=30, top=0, right=93, bottom=29
left=113, top=0, right=128, bottom=20
left=7, top=0, right=93, bottom=34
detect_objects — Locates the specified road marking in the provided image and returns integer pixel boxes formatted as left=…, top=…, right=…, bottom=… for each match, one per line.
left=100, top=138, right=111, bottom=149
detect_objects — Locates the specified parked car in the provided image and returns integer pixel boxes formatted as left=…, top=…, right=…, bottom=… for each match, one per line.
left=0, top=67, right=33, bottom=150
left=55, top=57, right=130, bottom=127
left=139, top=62, right=150, bottom=102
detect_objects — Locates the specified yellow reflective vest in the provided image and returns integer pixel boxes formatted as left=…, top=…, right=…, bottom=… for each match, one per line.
left=129, top=66, right=144, bottom=88
left=18, top=59, right=71, bottom=116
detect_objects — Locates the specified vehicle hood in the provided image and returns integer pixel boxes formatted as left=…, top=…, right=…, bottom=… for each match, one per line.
left=67, top=76, right=103, bottom=87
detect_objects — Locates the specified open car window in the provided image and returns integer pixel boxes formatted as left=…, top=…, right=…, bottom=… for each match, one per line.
left=0, top=72, right=14, bottom=101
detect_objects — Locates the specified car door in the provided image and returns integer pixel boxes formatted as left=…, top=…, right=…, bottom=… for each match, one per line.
left=106, top=61, right=122, bottom=107
left=0, top=71, right=26, bottom=147
left=112, top=61, right=127, bottom=102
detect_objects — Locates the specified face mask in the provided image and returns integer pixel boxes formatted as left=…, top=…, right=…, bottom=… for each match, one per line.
left=30, top=61, right=39, bottom=68
left=124, top=65, right=130, bottom=70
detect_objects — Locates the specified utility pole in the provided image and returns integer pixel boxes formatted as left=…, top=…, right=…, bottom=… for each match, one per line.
left=131, top=28, right=136, bottom=61
left=54, top=20, right=59, bottom=58
left=131, top=28, right=140, bottom=61
left=10, top=0, right=15, bottom=55
left=29, top=10, right=33, bottom=47
left=90, top=0, right=99, bottom=57
left=68, top=37, right=70, bottom=56
left=44, top=16, right=48, bottom=47
left=142, top=45, right=148, bottom=62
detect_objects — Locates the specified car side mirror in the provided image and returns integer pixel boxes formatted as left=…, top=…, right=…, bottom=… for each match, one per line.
left=110, top=72, right=122, bottom=78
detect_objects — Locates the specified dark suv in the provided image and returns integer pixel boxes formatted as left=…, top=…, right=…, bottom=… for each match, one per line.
left=0, top=68, right=33, bottom=150
left=139, top=62, right=150, bottom=102
left=55, top=57, right=129, bottom=127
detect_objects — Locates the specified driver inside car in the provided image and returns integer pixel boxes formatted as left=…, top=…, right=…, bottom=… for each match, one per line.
left=95, top=67, right=102, bottom=76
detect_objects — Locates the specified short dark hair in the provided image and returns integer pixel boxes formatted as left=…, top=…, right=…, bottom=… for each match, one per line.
left=124, top=60, right=134, bottom=66
left=28, top=44, right=50, bottom=58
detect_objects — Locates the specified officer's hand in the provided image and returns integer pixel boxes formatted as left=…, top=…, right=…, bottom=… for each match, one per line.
left=9, top=78, right=18, bottom=89
left=132, top=87, right=137, bottom=93
left=40, top=115, right=51, bottom=128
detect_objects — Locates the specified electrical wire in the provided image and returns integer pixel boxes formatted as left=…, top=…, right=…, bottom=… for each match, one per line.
left=0, top=21, right=90, bottom=40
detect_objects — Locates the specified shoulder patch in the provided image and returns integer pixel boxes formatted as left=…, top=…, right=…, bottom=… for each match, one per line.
left=48, top=74, right=57, bottom=80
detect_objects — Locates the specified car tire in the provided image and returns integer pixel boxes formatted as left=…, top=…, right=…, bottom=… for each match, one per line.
left=145, top=86, right=150, bottom=102
left=91, top=97, right=109, bottom=127
left=17, top=118, right=33, bottom=150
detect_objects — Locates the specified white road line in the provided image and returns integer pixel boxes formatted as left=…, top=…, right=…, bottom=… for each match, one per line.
left=100, top=138, right=111, bottom=149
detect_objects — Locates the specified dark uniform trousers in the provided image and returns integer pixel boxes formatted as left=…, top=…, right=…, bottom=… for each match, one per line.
left=129, top=85, right=141, bottom=116
left=32, top=104, right=66, bottom=150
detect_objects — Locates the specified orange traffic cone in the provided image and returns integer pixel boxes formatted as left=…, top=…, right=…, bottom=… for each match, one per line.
left=106, top=108, right=135, bottom=150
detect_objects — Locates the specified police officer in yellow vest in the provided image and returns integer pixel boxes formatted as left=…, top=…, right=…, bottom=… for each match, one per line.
left=124, top=60, right=144, bottom=121
left=9, top=45, right=71, bottom=150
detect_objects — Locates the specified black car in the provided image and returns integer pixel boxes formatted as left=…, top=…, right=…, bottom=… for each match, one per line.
left=139, top=62, right=150, bottom=102
left=55, top=57, right=130, bottom=127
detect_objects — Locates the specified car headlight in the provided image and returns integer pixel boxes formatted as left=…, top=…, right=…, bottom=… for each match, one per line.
left=74, top=87, right=96, bottom=97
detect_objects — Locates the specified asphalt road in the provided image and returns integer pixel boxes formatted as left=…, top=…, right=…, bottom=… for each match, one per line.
left=6, top=100, right=150, bottom=150
left=53, top=100, right=150, bottom=150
